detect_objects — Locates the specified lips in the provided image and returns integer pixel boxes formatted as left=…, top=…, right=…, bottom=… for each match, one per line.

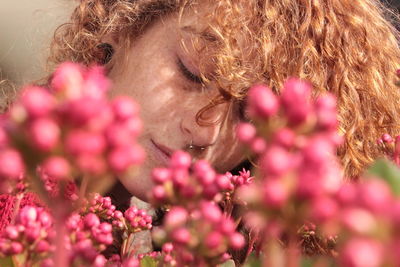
left=150, top=139, right=173, bottom=166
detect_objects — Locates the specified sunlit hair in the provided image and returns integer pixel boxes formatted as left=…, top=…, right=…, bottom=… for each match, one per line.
left=48, top=0, right=400, bottom=180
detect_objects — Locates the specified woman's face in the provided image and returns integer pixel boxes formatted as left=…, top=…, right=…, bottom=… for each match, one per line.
left=108, top=12, right=246, bottom=201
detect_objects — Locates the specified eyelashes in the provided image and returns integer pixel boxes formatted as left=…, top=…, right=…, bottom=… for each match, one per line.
left=177, top=58, right=203, bottom=84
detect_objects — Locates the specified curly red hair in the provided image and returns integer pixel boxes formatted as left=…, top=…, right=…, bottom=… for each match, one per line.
left=47, top=0, right=400, bottom=179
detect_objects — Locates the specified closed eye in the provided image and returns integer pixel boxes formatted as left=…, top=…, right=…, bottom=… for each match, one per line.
left=177, top=58, right=203, bottom=84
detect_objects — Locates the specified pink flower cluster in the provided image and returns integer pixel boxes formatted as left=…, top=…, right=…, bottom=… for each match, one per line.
left=65, top=212, right=112, bottom=266
left=235, top=79, right=346, bottom=262
left=151, top=151, right=252, bottom=206
left=0, top=206, right=53, bottom=261
left=237, top=78, right=343, bottom=228
left=0, top=62, right=144, bottom=198
left=84, top=193, right=152, bottom=234
left=235, top=79, right=400, bottom=266
left=150, top=151, right=247, bottom=265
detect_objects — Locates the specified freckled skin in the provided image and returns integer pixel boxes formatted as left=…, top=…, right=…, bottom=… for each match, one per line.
left=108, top=13, right=245, bottom=201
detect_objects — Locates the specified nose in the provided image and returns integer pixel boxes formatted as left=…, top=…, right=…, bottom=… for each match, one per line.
left=180, top=103, right=227, bottom=148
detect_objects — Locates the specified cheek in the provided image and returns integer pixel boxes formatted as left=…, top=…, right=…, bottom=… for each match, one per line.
left=209, top=128, right=246, bottom=172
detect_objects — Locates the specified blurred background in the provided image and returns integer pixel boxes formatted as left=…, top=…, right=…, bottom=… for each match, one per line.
left=1, top=0, right=400, bottom=87
left=0, top=0, right=73, bottom=87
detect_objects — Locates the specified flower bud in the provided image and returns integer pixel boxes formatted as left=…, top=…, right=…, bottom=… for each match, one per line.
left=236, top=123, right=256, bottom=143
left=65, top=130, right=106, bottom=155
left=165, top=207, right=188, bottom=229
left=112, top=96, right=139, bottom=121
left=36, top=240, right=50, bottom=253
left=358, top=179, right=392, bottom=213
left=248, top=84, right=279, bottom=118
left=0, top=148, right=25, bottom=179
left=170, top=151, right=191, bottom=169
left=151, top=168, right=171, bottom=183
left=76, top=154, right=106, bottom=175
left=5, top=226, right=19, bottom=240
left=216, top=174, right=233, bottom=191
left=315, top=94, right=338, bottom=130
left=10, top=242, right=23, bottom=254
left=260, top=145, right=292, bottom=176
left=152, top=185, right=167, bottom=201
left=205, top=231, right=223, bottom=249
left=20, top=86, right=56, bottom=117
left=274, top=128, right=295, bottom=148
left=200, top=201, right=222, bottom=223
left=281, top=78, right=312, bottom=125
left=108, top=145, right=145, bottom=173
left=340, top=238, right=383, bottom=267
left=162, top=243, right=173, bottom=253
left=83, top=66, right=110, bottom=99
left=28, top=118, right=60, bottom=151
left=51, top=62, right=83, bottom=99
left=19, top=206, right=37, bottom=224
left=381, top=133, right=393, bottom=143
left=84, top=213, right=100, bottom=228
left=250, top=137, right=267, bottom=154
left=229, top=232, right=245, bottom=250
left=171, top=228, right=190, bottom=244
left=262, top=179, right=288, bottom=208
left=41, top=156, right=71, bottom=180
left=311, top=196, right=338, bottom=222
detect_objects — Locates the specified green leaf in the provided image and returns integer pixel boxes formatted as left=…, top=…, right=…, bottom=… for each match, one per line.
left=367, top=159, right=400, bottom=196
left=140, top=256, right=158, bottom=267
left=0, top=256, right=15, bottom=267
left=300, top=257, right=313, bottom=267
left=301, top=256, right=337, bottom=267
left=243, top=253, right=262, bottom=267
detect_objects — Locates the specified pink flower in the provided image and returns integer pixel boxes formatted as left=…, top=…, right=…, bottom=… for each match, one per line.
left=151, top=168, right=171, bottom=183
left=170, top=151, right=191, bottom=169
left=205, top=231, right=223, bottom=249
left=358, top=179, right=392, bottom=213
left=84, top=213, right=100, bottom=228
left=193, top=160, right=216, bottom=185
left=162, top=243, right=173, bottom=253
left=107, top=145, right=145, bottom=173
left=315, top=94, right=338, bottom=130
left=262, top=179, right=288, bottom=208
left=65, top=98, right=108, bottom=126
left=112, top=96, right=140, bottom=121
left=0, top=148, right=25, bottom=179
left=281, top=78, right=312, bottom=125
left=76, top=154, right=106, bottom=175
left=200, top=201, right=222, bottom=223
left=171, top=228, right=191, bottom=244
left=83, top=66, right=110, bottom=99
left=236, top=123, right=256, bottom=143
left=340, top=238, right=383, bottom=267
left=260, top=145, right=292, bottom=176
left=250, top=137, right=267, bottom=154
left=152, top=185, right=167, bottom=201
left=20, top=86, right=56, bottom=117
left=41, top=156, right=71, bottom=180
left=165, top=207, right=188, bottom=229
left=273, top=128, right=295, bottom=148
left=310, top=196, right=338, bottom=222
left=65, top=130, right=106, bottom=155
left=29, top=118, right=60, bottom=151
left=247, top=84, right=279, bottom=118
left=229, top=232, right=245, bottom=250
left=51, top=62, right=84, bottom=99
